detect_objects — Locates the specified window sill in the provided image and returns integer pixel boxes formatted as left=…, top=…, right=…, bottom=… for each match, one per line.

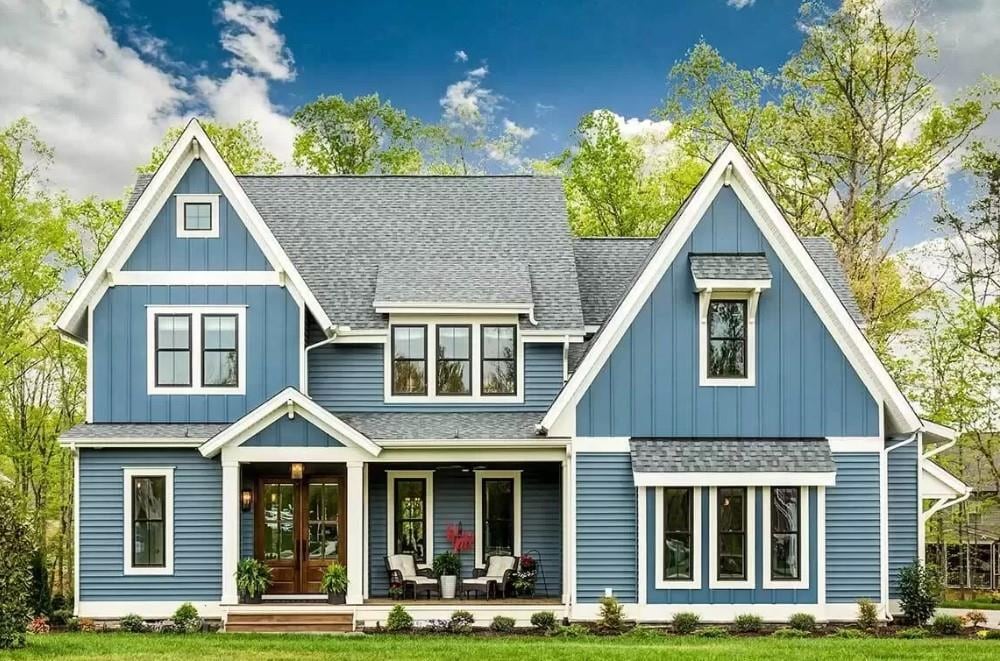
left=708, top=577, right=755, bottom=590
left=655, top=578, right=702, bottom=590
left=384, top=394, right=523, bottom=405
left=148, top=386, right=245, bottom=396
left=123, top=566, right=174, bottom=576
left=699, top=376, right=755, bottom=388
left=762, top=577, right=809, bottom=590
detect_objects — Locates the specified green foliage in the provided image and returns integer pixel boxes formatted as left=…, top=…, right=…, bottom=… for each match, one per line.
left=978, top=628, right=1000, bottom=639
left=138, top=120, right=282, bottom=175
left=625, top=626, right=663, bottom=640
left=857, top=598, right=880, bottom=631
left=788, top=612, right=816, bottom=632
left=898, top=562, right=942, bottom=626
left=597, top=595, right=627, bottom=633
left=930, top=614, right=964, bottom=636
left=49, top=609, right=73, bottom=627
left=671, top=612, right=700, bottom=634
left=489, top=615, right=515, bottom=633
left=118, top=614, right=147, bottom=633
left=830, top=627, right=869, bottom=639
left=733, top=613, right=763, bottom=633
left=0, top=482, right=32, bottom=649
left=432, top=552, right=461, bottom=577
left=964, top=611, right=987, bottom=629
left=551, top=623, right=589, bottom=638
left=386, top=604, right=413, bottom=632
left=235, top=558, right=272, bottom=600
left=897, top=627, right=929, bottom=639
left=320, top=562, right=349, bottom=595
left=530, top=611, right=556, bottom=632
left=449, top=610, right=474, bottom=634
left=29, top=550, right=51, bottom=616
left=696, top=625, right=729, bottom=638
left=170, top=603, right=201, bottom=634
left=772, top=627, right=811, bottom=639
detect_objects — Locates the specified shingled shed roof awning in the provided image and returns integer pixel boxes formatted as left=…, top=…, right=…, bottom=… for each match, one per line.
left=374, top=259, right=535, bottom=315
left=689, top=253, right=772, bottom=290
left=629, top=438, right=836, bottom=486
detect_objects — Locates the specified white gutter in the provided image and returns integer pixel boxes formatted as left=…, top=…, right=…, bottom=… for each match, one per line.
left=923, top=492, right=971, bottom=522
left=303, top=325, right=342, bottom=395
left=922, top=438, right=956, bottom=461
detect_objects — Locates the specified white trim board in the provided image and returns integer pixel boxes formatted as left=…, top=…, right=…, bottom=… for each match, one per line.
left=633, top=471, right=835, bottom=487
left=112, top=271, right=281, bottom=286
left=697, top=289, right=760, bottom=387
left=473, top=470, right=522, bottom=568
left=386, top=470, right=435, bottom=564
left=571, top=602, right=879, bottom=624
left=122, top=466, right=174, bottom=576
left=174, top=193, right=220, bottom=238
left=540, top=143, right=920, bottom=436
left=760, top=486, right=810, bottom=590
left=77, top=601, right=224, bottom=619
left=146, top=305, right=247, bottom=396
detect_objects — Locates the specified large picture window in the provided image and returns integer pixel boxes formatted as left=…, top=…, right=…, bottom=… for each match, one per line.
left=394, top=478, right=428, bottom=563
left=201, top=314, right=238, bottom=387
left=663, top=487, right=694, bottom=581
left=717, top=487, right=747, bottom=581
left=154, top=314, right=192, bottom=387
left=481, top=478, right=515, bottom=562
left=707, top=300, right=747, bottom=379
left=481, top=325, right=517, bottom=395
left=436, top=325, right=471, bottom=395
left=392, top=325, right=427, bottom=395
left=770, top=487, right=801, bottom=581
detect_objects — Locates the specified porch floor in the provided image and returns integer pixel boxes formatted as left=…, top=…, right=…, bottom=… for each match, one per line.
left=364, top=597, right=563, bottom=606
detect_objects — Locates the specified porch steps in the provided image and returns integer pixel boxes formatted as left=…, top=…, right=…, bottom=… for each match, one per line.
left=225, top=609, right=354, bottom=633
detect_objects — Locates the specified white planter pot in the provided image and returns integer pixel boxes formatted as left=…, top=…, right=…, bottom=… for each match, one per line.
left=440, top=575, right=457, bottom=599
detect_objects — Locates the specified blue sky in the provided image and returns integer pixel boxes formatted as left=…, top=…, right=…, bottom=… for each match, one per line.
left=1, top=1, right=995, bottom=247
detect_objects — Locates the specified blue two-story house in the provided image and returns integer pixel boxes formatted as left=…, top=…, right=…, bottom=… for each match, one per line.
left=57, top=120, right=968, bottom=629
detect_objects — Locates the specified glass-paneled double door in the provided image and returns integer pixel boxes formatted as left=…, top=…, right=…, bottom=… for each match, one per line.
left=255, top=476, right=345, bottom=594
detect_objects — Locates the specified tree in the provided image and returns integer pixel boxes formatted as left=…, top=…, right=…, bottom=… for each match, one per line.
left=661, top=0, right=995, bottom=351
left=59, top=195, right=125, bottom=275
left=552, top=110, right=705, bottom=237
left=0, top=482, right=32, bottom=649
left=138, top=119, right=282, bottom=175
left=291, top=94, right=423, bottom=174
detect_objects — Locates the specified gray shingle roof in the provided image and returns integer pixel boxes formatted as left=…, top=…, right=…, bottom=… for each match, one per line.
left=800, top=237, right=865, bottom=325
left=338, top=411, right=543, bottom=440
left=573, top=238, right=655, bottom=326
left=689, top=253, right=771, bottom=282
left=374, top=260, right=533, bottom=307
left=629, top=437, right=835, bottom=473
left=61, top=423, right=229, bottom=440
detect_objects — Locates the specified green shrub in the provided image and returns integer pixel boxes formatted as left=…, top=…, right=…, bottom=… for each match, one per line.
left=386, top=604, right=413, bottom=632
left=29, top=551, right=51, bottom=617
left=977, top=628, right=1000, bottom=639
left=696, top=625, right=729, bottom=638
left=320, top=562, right=349, bottom=595
left=772, top=627, right=810, bottom=639
left=856, top=598, right=879, bottom=631
left=672, top=612, right=700, bottom=634
left=598, top=596, right=627, bottom=633
left=898, top=561, right=941, bottom=626
left=965, top=610, right=987, bottom=629
left=788, top=612, right=816, bottom=632
left=0, top=483, right=32, bottom=649
left=530, top=611, right=556, bottom=632
left=930, top=614, right=963, bottom=636
left=830, top=627, right=868, bottom=639
left=896, top=627, right=929, bottom=639
left=64, top=617, right=80, bottom=632
left=432, top=552, right=461, bottom=577
left=733, top=613, right=763, bottom=633
left=235, top=558, right=272, bottom=601
left=49, top=609, right=73, bottom=627
left=171, top=602, right=201, bottom=634
left=625, top=626, right=663, bottom=639
left=449, top=610, right=474, bottom=634
left=552, top=623, right=589, bottom=638
left=119, top=614, right=147, bottom=633
left=490, top=615, right=515, bottom=633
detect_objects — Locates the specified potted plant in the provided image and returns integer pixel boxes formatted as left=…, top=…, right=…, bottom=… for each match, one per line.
left=235, top=558, right=271, bottom=604
left=433, top=551, right=462, bottom=599
left=514, top=554, right=537, bottom=597
left=320, top=561, right=349, bottom=605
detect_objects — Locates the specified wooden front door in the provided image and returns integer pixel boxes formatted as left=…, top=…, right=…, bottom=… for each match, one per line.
left=256, top=476, right=345, bottom=594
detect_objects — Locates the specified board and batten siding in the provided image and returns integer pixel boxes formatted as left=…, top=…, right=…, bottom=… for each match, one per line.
left=91, top=284, right=300, bottom=423
left=78, top=448, right=222, bottom=601
left=123, top=160, right=271, bottom=272
left=643, top=487, right=818, bottom=605
left=575, top=186, right=879, bottom=438
left=242, top=415, right=345, bottom=447
left=575, top=453, right=637, bottom=603
left=887, top=440, right=919, bottom=599
left=826, top=452, right=881, bottom=603
left=309, top=342, right=563, bottom=412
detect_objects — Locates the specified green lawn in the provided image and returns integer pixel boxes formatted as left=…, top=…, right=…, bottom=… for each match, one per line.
left=2, top=633, right=997, bottom=661
left=942, top=600, right=1000, bottom=611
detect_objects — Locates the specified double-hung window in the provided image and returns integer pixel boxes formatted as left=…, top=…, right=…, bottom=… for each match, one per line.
left=770, top=487, right=801, bottom=581
left=123, top=467, right=173, bottom=575
left=392, top=326, right=427, bottom=395
left=202, top=314, right=238, bottom=387
left=394, top=478, right=428, bottom=563
left=481, top=325, right=517, bottom=395
left=707, top=300, right=747, bottom=379
left=148, top=307, right=245, bottom=394
left=436, top=325, right=471, bottom=395
left=717, top=487, right=747, bottom=581
left=154, top=314, right=192, bottom=387
left=662, top=487, right=694, bottom=581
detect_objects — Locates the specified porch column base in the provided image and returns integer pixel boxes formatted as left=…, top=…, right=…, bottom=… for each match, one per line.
left=347, top=461, right=364, bottom=605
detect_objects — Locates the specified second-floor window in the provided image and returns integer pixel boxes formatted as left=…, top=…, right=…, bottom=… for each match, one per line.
left=147, top=306, right=245, bottom=395
left=436, top=325, right=471, bottom=395
left=155, top=314, right=192, bottom=387
left=392, top=325, right=427, bottom=395
left=707, top=300, right=747, bottom=379
left=202, top=314, right=238, bottom=387
left=481, top=325, right=517, bottom=395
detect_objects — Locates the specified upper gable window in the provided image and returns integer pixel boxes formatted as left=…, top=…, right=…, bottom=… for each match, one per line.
left=707, top=300, right=747, bottom=379
left=175, top=194, right=220, bottom=238
left=147, top=306, right=245, bottom=395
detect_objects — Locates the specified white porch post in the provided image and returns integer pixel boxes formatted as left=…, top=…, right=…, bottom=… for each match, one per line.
left=347, top=461, right=365, bottom=605
left=221, top=459, right=240, bottom=605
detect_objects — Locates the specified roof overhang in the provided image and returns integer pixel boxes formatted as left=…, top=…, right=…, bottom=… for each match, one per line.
left=633, top=471, right=836, bottom=487
left=199, top=387, right=382, bottom=458
left=922, top=460, right=970, bottom=500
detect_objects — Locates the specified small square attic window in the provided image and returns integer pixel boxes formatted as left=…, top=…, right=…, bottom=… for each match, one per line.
left=175, top=194, right=220, bottom=237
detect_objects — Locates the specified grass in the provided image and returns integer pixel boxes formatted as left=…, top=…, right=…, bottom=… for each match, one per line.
left=2, top=632, right=998, bottom=661
left=942, top=600, right=1000, bottom=611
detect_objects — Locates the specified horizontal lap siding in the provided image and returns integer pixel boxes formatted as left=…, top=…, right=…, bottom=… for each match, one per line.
left=368, top=468, right=389, bottom=597
left=888, top=441, right=918, bottom=598
left=79, top=448, right=222, bottom=601
left=826, top=453, right=881, bottom=602
left=576, top=453, right=636, bottom=602
left=309, top=343, right=562, bottom=412
left=521, top=465, right=563, bottom=599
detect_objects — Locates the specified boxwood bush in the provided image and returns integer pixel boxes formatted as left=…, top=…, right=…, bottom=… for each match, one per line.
left=671, top=612, right=700, bottom=634
left=386, top=604, right=413, bottom=632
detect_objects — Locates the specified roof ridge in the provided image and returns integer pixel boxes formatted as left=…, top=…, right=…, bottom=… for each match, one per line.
left=235, top=173, right=554, bottom=179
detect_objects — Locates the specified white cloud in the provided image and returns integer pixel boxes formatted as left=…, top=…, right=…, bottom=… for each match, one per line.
left=454, top=50, right=468, bottom=62
left=502, top=118, right=537, bottom=140
left=467, top=65, right=489, bottom=79
left=440, top=66, right=499, bottom=127
left=535, top=102, right=556, bottom=116
left=594, top=111, right=679, bottom=173
left=218, top=0, right=295, bottom=81
left=727, top=0, right=755, bottom=9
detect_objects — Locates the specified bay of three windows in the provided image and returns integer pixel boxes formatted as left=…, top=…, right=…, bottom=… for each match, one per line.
left=391, top=324, right=517, bottom=397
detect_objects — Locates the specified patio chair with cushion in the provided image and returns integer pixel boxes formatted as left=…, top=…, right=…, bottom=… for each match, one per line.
left=385, top=553, right=438, bottom=599
left=462, top=555, right=518, bottom=600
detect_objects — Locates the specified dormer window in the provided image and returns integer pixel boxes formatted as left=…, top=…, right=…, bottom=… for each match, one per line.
left=391, top=325, right=427, bottom=395
left=175, top=194, right=220, bottom=238
left=707, top=300, right=747, bottom=379
left=481, top=325, right=517, bottom=395
left=436, top=325, right=471, bottom=395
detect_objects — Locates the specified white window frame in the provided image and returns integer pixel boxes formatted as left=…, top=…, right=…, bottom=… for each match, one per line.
left=175, top=194, right=220, bottom=238
left=474, top=470, right=522, bottom=569
left=146, top=305, right=247, bottom=395
left=761, top=486, right=810, bottom=590
left=384, top=315, right=525, bottom=404
left=698, top=289, right=761, bottom=387
left=708, top=486, right=756, bottom=589
left=654, top=486, right=702, bottom=589
left=123, top=467, right=174, bottom=576
left=386, top=470, right=435, bottom=567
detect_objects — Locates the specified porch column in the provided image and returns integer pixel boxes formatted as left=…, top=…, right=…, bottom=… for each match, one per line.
left=346, top=461, right=364, bottom=605
left=221, top=459, right=240, bottom=605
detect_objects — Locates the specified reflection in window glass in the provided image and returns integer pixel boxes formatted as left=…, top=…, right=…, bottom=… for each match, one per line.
left=394, top=479, right=427, bottom=562
left=132, top=476, right=166, bottom=567
left=202, top=314, right=238, bottom=387
left=707, top=300, right=747, bottom=378
left=392, top=326, right=427, bottom=395
left=482, top=478, right=514, bottom=562
left=717, top=487, right=746, bottom=580
left=155, top=315, right=191, bottom=386
left=663, top=488, right=693, bottom=580
left=481, top=325, right=516, bottom=395
left=770, top=487, right=800, bottom=580
left=263, top=483, right=295, bottom=561
left=436, top=326, right=471, bottom=395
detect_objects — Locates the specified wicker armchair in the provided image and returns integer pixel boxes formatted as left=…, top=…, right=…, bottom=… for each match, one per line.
left=385, top=553, right=438, bottom=599
left=462, top=555, right=518, bottom=600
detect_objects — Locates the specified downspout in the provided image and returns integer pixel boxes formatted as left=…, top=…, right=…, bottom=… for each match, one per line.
left=303, top=325, right=340, bottom=396
left=882, top=432, right=918, bottom=621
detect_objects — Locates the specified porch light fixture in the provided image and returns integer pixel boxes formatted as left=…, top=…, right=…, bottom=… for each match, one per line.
left=240, top=489, right=253, bottom=512
left=290, top=463, right=304, bottom=480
